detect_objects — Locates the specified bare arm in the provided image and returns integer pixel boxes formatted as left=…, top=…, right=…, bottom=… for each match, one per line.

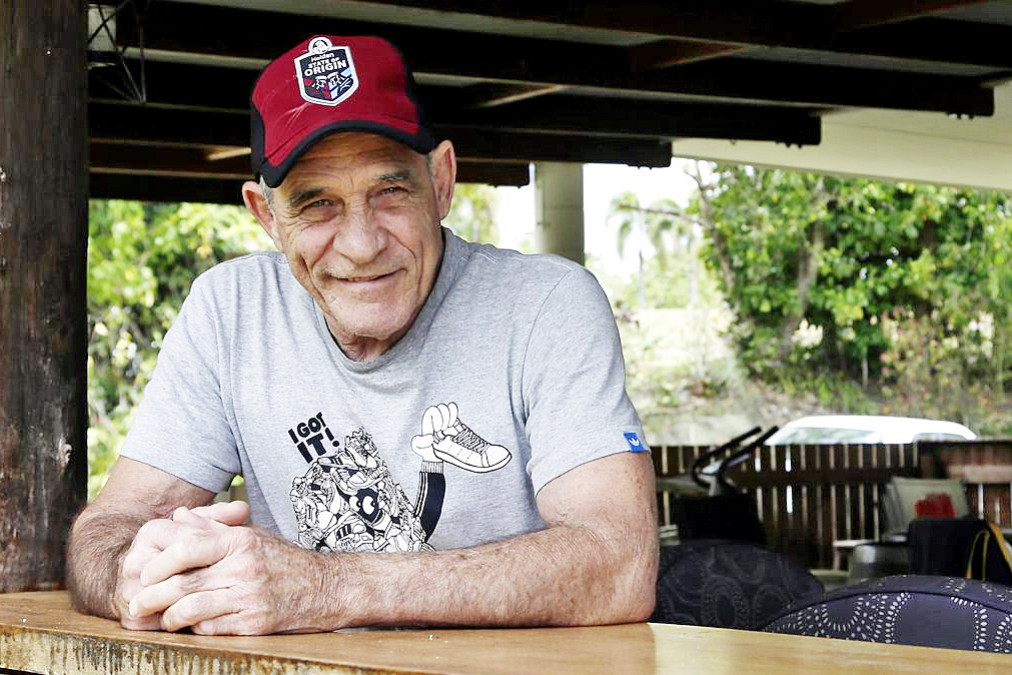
left=65, top=457, right=219, bottom=623
left=129, top=451, right=658, bottom=633
left=344, top=450, right=659, bottom=627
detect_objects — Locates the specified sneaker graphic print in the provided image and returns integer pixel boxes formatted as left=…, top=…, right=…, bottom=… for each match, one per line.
left=289, top=403, right=512, bottom=553
left=420, top=402, right=512, bottom=473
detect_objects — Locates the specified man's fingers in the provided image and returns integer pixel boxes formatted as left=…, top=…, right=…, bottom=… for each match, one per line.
left=161, top=588, right=273, bottom=635
left=139, top=528, right=233, bottom=587
left=161, top=589, right=236, bottom=633
left=129, top=566, right=212, bottom=621
left=119, top=612, right=164, bottom=632
left=447, top=401, right=458, bottom=425
left=187, top=501, right=250, bottom=526
left=121, top=518, right=185, bottom=578
left=171, top=506, right=214, bottom=530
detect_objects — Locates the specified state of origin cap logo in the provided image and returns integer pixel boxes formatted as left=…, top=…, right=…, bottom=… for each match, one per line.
left=294, top=36, right=359, bottom=106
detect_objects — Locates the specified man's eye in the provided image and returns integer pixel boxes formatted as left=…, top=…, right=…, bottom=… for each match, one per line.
left=379, top=186, right=406, bottom=196
left=308, top=199, right=333, bottom=209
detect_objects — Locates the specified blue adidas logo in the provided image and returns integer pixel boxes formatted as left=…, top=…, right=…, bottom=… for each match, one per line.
left=624, top=432, right=646, bottom=453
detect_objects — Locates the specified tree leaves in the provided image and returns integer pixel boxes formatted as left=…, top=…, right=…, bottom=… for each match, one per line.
left=86, top=200, right=273, bottom=498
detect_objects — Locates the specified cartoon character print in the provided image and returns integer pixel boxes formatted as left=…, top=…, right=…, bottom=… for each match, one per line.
left=289, top=428, right=428, bottom=553
left=289, top=403, right=512, bottom=553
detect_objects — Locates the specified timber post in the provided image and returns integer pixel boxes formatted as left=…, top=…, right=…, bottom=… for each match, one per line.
left=0, top=0, right=89, bottom=591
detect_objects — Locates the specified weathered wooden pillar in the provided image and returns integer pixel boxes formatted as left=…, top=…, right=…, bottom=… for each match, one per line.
left=0, top=0, right=89, bottom=591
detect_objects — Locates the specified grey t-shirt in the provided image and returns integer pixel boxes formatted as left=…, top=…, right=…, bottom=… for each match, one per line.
left=121, top=229, right=646, bottom=553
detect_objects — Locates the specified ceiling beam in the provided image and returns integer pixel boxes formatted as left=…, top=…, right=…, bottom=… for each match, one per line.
left=90, top=91, right=818, bottom=157
left=89, top=102, right=250, bottom=147
left=648, top=60, right=993, bottom=117
left=89, top=102, right=675, bottom=166
left=324, top=0, right=829, bottom=47
left=628, top=40, right=746, bottom=72
left=90, top=173, right=247, bottom=205
left=97, top=40, right=994, bottom=119
left=132, top=1, right=1012, bottom=74
left=828, top=18, right=1012, bottom=70
left=436, top=97, right=822, bottom=146
left=91, top=141, right=251, bottom=179
left=90, top=147, right=531, bottom=202
left=115, top=3, right=996, bottom=115
left=454, top=84, right=569, bottom=110
left=444, top=128, right=673, bottom=167
left=833, top=0, right=994, bottom=31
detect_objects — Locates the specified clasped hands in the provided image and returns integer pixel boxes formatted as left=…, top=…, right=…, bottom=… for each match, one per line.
left=117, top=500, right=313, bottom=635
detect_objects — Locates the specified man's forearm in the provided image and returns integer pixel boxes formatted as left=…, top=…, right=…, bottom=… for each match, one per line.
left=65, top=508, right=145, bottom=619
left=319, top=523, right=657, bottom=628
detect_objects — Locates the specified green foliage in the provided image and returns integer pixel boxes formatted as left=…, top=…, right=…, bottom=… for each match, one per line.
left=444, top=183, right=499, bottom=244
left=87, top=200, right=273, bottom=499
left=691, top=166, right=1012, bottom=387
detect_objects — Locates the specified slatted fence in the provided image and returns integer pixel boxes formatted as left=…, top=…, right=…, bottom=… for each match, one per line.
left=652, top=440, right=1012, bottom=569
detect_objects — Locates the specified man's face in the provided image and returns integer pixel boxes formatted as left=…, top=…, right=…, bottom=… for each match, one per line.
left=250, top=133, right=454, bottom=360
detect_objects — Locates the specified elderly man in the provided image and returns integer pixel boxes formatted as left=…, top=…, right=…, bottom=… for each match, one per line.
left=67, top=35, right=658, bottom=635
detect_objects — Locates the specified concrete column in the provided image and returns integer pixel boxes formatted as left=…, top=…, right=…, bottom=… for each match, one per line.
left=534, top=162, right=585, bottom=264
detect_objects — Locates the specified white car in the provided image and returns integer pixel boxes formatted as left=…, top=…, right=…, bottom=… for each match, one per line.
left=764, top=415, right=977, bottom=445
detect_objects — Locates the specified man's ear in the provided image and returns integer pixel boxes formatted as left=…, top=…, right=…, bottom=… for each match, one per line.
left=428, top=140, right=457, bottom=220
left=241, top=180, right=283, bottom=250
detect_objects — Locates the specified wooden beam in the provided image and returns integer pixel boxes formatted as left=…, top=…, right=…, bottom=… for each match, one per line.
left=443, top=128, right=673, bottom=167
left=90, top=97, right=811, bottom=164
left=649, top=60, right=994, bottom=117
left=834, top=0, right=994, bottom=31
left=628, top=40, right=746, bottom=72
left=89, top=161, right=529, bottom=204
left=317, top=0, right=828, bottom=47
left=456, top=162, right=531, bottom=187
left=89, top=102, right=249, bottom=146
left=829, top=18, right=1012, bottom=70
left=90, top=142, right=251, bottom=179
left=89, top=173, right=246, bottom=205
left=455, top=84, right=569, bottom=110
left=436, top=98, right=824, bottom=146
left=116, top=4, right=996, bottom=115
left=0, top=0, right=89, bottom=592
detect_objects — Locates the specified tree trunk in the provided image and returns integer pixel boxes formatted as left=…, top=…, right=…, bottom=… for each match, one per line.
left=777, top=219, right=824, bottom=359
left=0, top=0, right=88, bottom=591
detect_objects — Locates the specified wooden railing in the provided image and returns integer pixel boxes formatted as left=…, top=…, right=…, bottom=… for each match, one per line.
left=652, top=440, right=1012, bottom=569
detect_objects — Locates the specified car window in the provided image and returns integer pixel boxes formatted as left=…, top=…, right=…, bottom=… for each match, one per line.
left=770, top=427, right=878, bottom=445
left=912, top=433, right=970, bottom=442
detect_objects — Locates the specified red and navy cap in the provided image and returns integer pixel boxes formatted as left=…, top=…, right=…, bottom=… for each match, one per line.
left=250, top=35, right=435, bottom=188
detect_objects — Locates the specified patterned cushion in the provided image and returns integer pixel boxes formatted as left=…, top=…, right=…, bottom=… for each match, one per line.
left=763, top=575, right=1012, bottom=652
left=652, top=541, right=824, bottom=630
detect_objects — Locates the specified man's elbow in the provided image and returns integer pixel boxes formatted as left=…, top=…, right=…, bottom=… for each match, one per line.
left=613, top=546, right=659, bottom=623
left=582, top=539, right=657, bottom=625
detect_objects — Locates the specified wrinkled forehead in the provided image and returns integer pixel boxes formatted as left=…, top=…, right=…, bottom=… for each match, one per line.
left=280, top=132, right=428, bottom=190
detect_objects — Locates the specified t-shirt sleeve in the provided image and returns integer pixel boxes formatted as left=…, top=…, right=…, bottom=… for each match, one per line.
left=521, top=266, right=647, bottom=493
left=118, top=273, right=241, bottom=492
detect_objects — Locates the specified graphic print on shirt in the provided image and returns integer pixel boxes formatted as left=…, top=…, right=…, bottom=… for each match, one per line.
left=410, top=402, right=513, bottom=474
left=289, top=423, right=430, bottom=553
left=287, top=405, right=512, bottom=553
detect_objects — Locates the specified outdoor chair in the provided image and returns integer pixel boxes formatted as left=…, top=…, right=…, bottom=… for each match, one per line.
left=763, top=575, right=1012, bottom=653
left=665, top=427, right=778, bottom=546
left=652, top=540, right=824, bottom=630
left=907, top=517, right=1012, bottom=585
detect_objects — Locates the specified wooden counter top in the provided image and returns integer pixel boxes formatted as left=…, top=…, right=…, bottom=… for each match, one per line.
left=0, top=592, right=1008, bottom=674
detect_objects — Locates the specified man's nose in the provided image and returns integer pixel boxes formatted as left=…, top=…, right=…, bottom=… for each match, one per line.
left=334, top=210, right=386, bottom=263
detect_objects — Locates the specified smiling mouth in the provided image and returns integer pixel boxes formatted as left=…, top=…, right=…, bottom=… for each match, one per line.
left=339, top=271, right=396, bottom=283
